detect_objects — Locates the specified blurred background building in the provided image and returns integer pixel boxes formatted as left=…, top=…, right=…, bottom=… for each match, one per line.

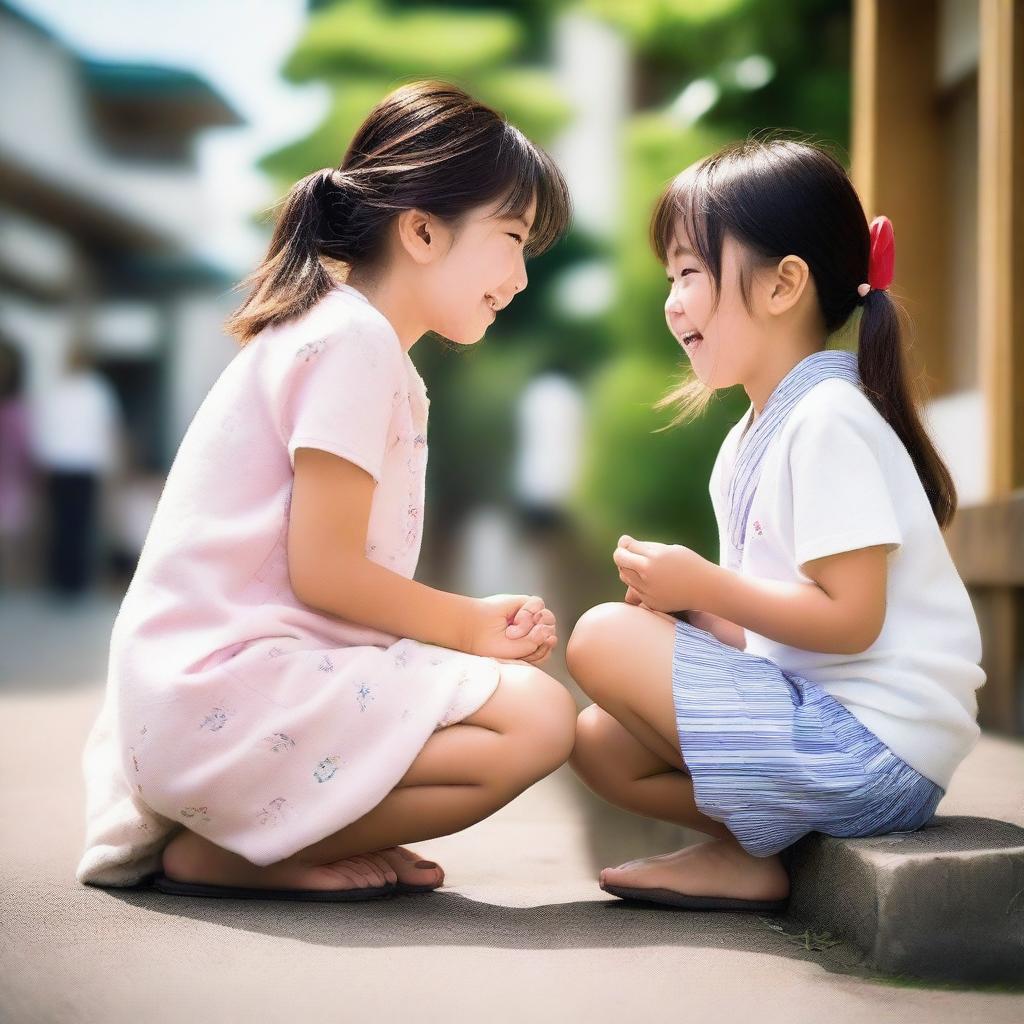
left=0, top=0, right=244, bottom=592
left=0, top=0, right=1020, bottom=737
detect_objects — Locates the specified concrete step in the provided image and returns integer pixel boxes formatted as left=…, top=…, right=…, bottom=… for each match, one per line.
left=779, top=735, right=1024, bottom=984
left=783, top=816, right=1024, bottom=983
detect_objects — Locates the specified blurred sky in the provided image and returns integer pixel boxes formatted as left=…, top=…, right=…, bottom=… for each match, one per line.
left=8, top=0, right=325, bottom=272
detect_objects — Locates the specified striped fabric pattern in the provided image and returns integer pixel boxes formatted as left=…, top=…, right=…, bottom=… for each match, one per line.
left=726, top=348, right=861, bottom=568
left=671, top=620, right=945, bottom=858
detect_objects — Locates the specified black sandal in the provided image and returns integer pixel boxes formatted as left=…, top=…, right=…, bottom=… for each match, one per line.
left=150, top=873, right=399, bottom=902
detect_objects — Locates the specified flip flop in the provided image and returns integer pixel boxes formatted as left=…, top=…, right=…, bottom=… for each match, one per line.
left=150, top=873, right=397, bottom=902
left=601, top=883, right=788, bottom=913
left=392, top=881, right=441, bottom=895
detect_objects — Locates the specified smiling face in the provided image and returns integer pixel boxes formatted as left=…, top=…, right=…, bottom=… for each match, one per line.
left=663, top=229, right=771, bottom=392
left=418, top=195, right=535, bottom=345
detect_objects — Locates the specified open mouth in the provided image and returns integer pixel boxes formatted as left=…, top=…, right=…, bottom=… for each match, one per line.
left=681, top=330, right=703, bottom=352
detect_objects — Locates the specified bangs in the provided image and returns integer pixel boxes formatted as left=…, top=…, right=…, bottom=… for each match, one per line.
left=649, top=162, right=723, bottom=283
left=492, top=125, right=572, bottom=256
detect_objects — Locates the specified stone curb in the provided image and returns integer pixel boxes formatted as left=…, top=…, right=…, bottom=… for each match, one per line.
left=781, top=815, right=1024, bottom=983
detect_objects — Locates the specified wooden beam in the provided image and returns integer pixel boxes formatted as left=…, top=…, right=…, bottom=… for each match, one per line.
left=946, top=492, right=1024, bottom=585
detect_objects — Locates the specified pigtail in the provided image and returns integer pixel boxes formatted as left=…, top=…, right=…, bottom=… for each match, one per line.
left=857, top=289, right=957, bottom=528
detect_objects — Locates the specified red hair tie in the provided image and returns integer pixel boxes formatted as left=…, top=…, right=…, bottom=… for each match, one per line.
left=857, top=215, right=895, bottom=298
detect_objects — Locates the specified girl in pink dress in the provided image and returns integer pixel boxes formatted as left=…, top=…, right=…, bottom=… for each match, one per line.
left=77, top=81, right=575, bottom=901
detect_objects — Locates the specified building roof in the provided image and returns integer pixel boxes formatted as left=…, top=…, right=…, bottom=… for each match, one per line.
left=80, top=58, right=243, bottom=130
left=1, top=2, right=244, bottom=135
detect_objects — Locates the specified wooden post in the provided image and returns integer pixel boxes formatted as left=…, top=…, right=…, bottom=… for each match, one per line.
left=967, top=0, right=1024, bottom=733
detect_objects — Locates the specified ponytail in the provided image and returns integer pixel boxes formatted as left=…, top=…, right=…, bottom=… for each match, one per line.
left=226, top=169, right=345, bottom=344
left=857, top=289, right=958, bottom=528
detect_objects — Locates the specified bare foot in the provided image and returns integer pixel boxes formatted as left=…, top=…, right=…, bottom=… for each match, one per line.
left=599, top=838, right=789, bottom=903
left=161, top=829, right=401, bottom=893
left=375, top=847, right=445, bottom=890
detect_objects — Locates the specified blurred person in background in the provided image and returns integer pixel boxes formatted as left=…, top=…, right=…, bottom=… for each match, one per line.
left=512, top=356, right=586, bottom=533
left=0, top=334, right=36, bottom=590
left=33, top=341, right=121, bottom=599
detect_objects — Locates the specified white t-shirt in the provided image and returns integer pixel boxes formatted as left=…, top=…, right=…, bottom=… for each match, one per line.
left=709, top=377, right=984, bottom=790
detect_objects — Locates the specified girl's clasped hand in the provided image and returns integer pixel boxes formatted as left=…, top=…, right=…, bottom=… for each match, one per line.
left=469, top=593, right=558, bottom=665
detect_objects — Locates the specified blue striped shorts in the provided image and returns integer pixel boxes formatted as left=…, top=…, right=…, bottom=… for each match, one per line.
left=671, top=620, right=945, bottom=858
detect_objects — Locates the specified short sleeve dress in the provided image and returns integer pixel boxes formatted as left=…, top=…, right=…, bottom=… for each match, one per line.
left=76, top=283, right=501, bottom=886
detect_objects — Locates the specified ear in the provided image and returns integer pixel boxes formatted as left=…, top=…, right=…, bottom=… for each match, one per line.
left=396, top=209, right=440, bottom=265
left=766, top=254, right=811, bottom=315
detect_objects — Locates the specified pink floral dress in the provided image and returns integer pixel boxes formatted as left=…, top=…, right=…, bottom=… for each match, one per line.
left=77, top=283, right=500, bottom=886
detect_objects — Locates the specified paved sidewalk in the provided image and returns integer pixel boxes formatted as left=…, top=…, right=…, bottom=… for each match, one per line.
left=1, top=589, right=1022, bottom=1022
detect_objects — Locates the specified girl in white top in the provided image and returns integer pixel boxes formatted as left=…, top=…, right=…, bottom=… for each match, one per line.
left=76, top=81, right=577, bottom=901
left=566, top=138, right=985, bottom=912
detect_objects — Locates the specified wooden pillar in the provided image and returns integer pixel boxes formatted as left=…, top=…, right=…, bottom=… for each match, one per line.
left=967, top=0, right=1024, bottom=733
left=978, top=0, right=1024, bottom=499
left=945, top=0, right=1024, bottom=734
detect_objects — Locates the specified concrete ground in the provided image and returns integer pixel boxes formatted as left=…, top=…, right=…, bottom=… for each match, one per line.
left=2, top=512, right=1022, bottom=1022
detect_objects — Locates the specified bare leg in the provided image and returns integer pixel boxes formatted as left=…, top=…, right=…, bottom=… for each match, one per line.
left=566, top=603, right=789, bottom=902
left=571, top=704, right=731, bottom=839
left=162, top=661, right=577, bottom=892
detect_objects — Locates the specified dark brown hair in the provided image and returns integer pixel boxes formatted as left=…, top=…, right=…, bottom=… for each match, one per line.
left=650, top=135, right=957, bottom=528
left=226, top=80, right=571, bottom=343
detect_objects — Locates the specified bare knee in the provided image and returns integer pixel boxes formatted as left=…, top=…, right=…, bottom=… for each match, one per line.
left=491, top=663, right=577, bottom=790
left=566, top=602, right=637, bottom=700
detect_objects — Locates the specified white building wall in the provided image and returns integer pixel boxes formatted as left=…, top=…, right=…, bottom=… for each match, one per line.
left=0, top=13, right=214, bottom=250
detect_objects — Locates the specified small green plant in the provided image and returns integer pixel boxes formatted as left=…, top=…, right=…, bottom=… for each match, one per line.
left=759, top=916, right=842, bottom=952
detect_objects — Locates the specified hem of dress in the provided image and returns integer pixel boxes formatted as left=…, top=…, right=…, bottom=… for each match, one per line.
left=218, top=654, right=503, bottom=867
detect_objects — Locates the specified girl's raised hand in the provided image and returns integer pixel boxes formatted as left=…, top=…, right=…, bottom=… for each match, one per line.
left=613, top=534, right=713, bottom=613
left=467, top=594, right=558, bottom=663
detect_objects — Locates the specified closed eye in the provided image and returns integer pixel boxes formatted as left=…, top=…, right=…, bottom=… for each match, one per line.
left=666, top=269, right=696, bottom=284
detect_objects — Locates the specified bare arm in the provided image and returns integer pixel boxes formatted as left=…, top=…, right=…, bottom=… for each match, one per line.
left=288, top=448, right=552, bottom=658
left=686, top=610, right=747, bottom=651
left=288, top=448, right=473, bottom=648
left=701, top=545, right=889, bottom=655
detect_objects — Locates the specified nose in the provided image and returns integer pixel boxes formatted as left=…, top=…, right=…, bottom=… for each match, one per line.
left=510, top=251, right=528, bottom=298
